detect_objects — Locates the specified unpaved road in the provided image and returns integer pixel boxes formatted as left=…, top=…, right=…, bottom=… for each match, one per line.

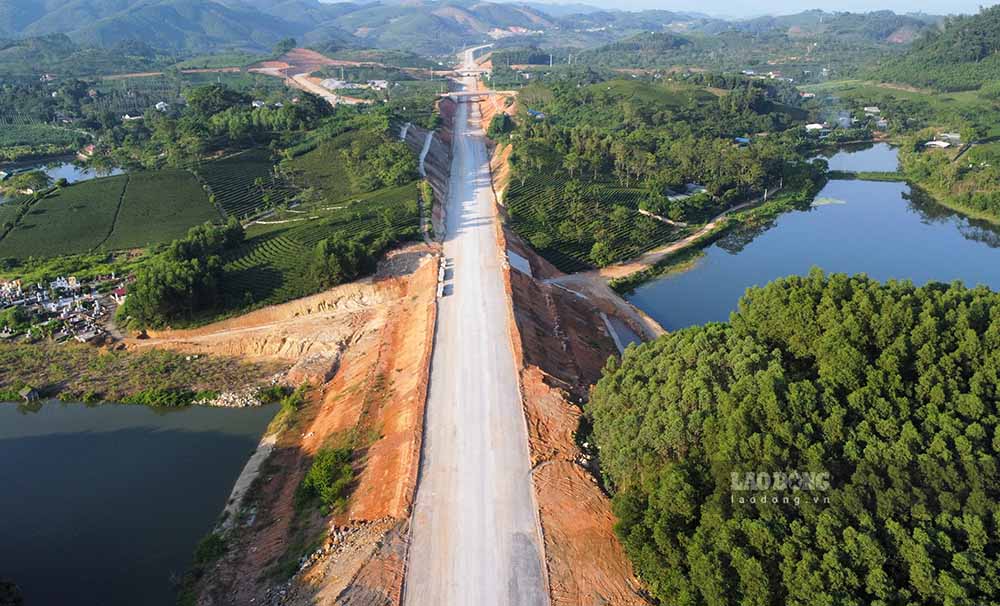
left=403, top=55, right=548, bottom=606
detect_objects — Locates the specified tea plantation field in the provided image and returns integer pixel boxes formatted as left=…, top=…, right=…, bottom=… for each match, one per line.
left=286, top=132, right=359, bottom=203
left=219, top=182, right=421, bottom=308
left=505, top=174, right=689, bottom=273
left=195, top=151, right=295, bottom=219
left=0, top=170, right=220, bottom=260
left=0, top=176, right=127, bottom=258
left=102, top=170, right=220, bottom=249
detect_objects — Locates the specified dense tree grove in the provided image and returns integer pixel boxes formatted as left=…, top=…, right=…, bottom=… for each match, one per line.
left=507, top=78, right=815, bottom=220
left=341, top=132, right=418, bottom=192
left=117, top=219, right=244, bottom=328
left=102, top=83, right=333, bottom=169
left=589, top=270, right=1000, bottom=606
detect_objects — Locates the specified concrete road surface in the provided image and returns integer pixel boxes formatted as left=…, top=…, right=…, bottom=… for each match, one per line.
left=402, top=72, right=548, bottom=606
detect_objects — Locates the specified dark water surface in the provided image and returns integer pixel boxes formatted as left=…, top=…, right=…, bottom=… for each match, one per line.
left=0, top=401, right=275, bottom=606
left=628, top=148, right=1000, bottom=330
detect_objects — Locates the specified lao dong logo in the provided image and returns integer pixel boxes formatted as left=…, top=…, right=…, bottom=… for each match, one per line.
left=729, top=470, right=831, bottom=507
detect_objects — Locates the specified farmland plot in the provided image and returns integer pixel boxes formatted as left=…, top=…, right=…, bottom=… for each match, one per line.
left=219, top=182, right=421, bottom=307
left=0, top=176, right=126, bottom=259
left=103, top=170, right=220, bottom=249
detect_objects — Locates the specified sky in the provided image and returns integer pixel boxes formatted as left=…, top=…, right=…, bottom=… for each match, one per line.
left=528, top=0, right=988, bottom=18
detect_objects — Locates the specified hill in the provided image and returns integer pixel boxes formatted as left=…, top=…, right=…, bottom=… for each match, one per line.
left=568, top=10, right=934, bottom=80
left=873, top=5, right=1000, bottom=91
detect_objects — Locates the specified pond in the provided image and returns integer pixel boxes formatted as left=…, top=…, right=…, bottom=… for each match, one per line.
left=0, top=156, right=123, bottom=203
left=0, top=401, right=276, bottom=606
left=628, top=147, right=1000, bottom=331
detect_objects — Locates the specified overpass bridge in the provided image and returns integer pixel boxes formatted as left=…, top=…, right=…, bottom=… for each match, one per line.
left=439, top=89, right=518, bottom=99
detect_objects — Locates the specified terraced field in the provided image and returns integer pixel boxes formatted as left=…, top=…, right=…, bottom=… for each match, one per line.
left=102, top=170, right=220, bottom=250
left=0, top=176, right=127, bottom=259
left=505, top=175, right=689, bottom=273
left=219, top=182, right=420, bottom=307
left=195, top=151, right=296, bottom=219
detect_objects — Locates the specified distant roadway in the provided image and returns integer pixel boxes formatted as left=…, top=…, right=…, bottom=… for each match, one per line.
left=402, top=47, right=549, bottom=606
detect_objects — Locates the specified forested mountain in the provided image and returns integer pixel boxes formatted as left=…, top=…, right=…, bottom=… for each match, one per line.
left=0, top=0, right=558, bottom=54
left=590, top=270, right=1000, bottom=605
left=873, top=5, right=1000, bottom=91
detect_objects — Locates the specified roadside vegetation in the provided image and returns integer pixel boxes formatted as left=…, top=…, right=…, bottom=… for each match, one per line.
left=590, top=270, right=1000, bottom=605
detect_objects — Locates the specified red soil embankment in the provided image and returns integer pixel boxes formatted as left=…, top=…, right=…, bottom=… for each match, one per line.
left=146, top=245, right=438, bottom=606
left=495, top=215, right=650, bottom=606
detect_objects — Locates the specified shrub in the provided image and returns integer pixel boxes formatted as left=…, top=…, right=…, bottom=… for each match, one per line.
left=297, top=447, right=354, bottom=512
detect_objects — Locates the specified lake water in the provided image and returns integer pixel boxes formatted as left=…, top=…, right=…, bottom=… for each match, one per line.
left=813, top=142, right=899, bottom=172
left=0, top=401, right=276, bottom=606
left=628, top=146, right=1000, bottom=331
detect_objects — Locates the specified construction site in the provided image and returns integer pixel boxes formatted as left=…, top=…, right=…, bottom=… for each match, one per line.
left=127, top=48, right=655, bottom=606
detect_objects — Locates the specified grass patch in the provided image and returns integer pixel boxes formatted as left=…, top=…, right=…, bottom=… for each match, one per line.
left=828, top=170, right=907, bottom=181
left=611, top=242, right=714, bottom=294
left=0, top=342, right=278, bottom=405
left=265, top=385, right=309, bottom=436
left=176, top=532, right=228, bottom=606
left=296, top=446, right=354, bottom=513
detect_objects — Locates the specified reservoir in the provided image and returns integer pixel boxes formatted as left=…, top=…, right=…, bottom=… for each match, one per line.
left=628, top=145, right=1000, bottom=330
left=0, top=401, right=276, bottom=606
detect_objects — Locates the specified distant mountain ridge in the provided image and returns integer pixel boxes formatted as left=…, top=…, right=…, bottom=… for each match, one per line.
left=0, top=2, right=947, bottom=65
left=0, top=0, right=562, bottom=54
